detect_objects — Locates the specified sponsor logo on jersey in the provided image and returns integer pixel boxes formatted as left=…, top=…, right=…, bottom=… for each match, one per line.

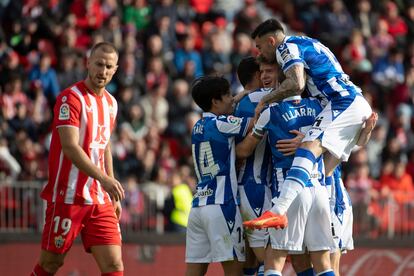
left=58, top=103, right=70, bottom=120
left=194, top=188, right=213, bottom=198
left=227, top=115, right=241, bottom=126
left=54, top=235, right=65, bottom=248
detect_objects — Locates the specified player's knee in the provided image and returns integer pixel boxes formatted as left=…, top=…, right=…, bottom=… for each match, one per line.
left=39, top=258, right=64, bottom=273
left=101, top=259, right=124, bottom=273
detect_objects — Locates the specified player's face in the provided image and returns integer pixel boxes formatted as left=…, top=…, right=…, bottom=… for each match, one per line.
left=87, top=49, right=118, bottom=89
left=260, top=63, right=277, bottom=88
left=217, top=92, right=234, bottom=115
left=255, top=34, right=276, bottom=63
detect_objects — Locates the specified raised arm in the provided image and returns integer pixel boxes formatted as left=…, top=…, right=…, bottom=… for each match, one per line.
left=255, top=64, right=306, bottom=115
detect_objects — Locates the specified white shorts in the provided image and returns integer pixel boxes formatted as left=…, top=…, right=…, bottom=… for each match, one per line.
left=269, top=184, right=336, bottom=252
left=239, top=184, right=272, bottom=248
left=185, top=202, right=246, bottom=263
left=330, top=179, right=354, bottom=252
left=303, top=95, right=372, bottom=161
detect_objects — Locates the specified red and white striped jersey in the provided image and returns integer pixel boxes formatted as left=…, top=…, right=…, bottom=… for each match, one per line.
left=41, top=81, right=118, bottom=205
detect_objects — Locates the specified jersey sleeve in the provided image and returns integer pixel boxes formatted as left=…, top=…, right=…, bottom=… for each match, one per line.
left=216, top=115, right=250, bottom=138
left=54, top=91, right=82, bottom=128
left=276, top=42, right=304, bottom=73
left=252, top=107, right=270, bottom=139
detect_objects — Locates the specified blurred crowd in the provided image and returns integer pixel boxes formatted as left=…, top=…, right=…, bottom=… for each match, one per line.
left=0, top=0, right=414, bottom=234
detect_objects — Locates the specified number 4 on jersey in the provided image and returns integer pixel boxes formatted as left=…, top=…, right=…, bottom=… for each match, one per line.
left=192, top=142, right=220, bottom=181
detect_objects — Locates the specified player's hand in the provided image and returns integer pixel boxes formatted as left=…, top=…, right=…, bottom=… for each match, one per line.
left=356, top=112, right=378, bottom=146
left=100, top=176, right=125, bottom=201
left=112, top=199, right=122, bottom=220
left=276, top=130, right=305, bottom=156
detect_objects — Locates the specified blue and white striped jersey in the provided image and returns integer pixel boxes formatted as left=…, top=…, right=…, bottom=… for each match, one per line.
left=276, top=36, right=361, bottom=104
left=191, top=112, right=250, bottom=207
left=252, top=96, right=323, bottom=195
left=234, top=88, right=272, bottom=188
left=332, top=165, right=352, bottom=219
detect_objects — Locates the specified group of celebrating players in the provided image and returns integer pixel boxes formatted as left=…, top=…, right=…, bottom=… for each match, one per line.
left=186, top=18, right=378, bottom=276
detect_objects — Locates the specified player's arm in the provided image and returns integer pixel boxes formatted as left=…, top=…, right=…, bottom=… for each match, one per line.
left=356, top=112, right=378, bottom=146
left=233, top=89, right=250, bottom=103
left=255, top=64, right=306, bottom=115
left=276, top=130, right=305, bottom=156
left=104, top=141, right=122, bottom=219
left=236, top=132, right=261, bottom=159
left=58, top=127, right=125, bottom=201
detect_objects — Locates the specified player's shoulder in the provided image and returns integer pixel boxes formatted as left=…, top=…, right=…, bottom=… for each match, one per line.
left=248, top=88, right=273, bottom=103
left=57, top=82, right=84, bottom=102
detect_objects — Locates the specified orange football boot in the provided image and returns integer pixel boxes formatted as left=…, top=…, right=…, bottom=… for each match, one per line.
left=243, top=211, right=288, bottom=229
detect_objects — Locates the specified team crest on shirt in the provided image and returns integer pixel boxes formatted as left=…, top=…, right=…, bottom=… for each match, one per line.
left=227, top=115, right=241, bottom=126
left=58, top=103, right=70, bottom=120
left=54, top=235, right=65, bottom=248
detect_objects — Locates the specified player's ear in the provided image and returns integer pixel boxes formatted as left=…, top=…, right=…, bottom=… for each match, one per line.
left=268, top=35, right=276, bottom=46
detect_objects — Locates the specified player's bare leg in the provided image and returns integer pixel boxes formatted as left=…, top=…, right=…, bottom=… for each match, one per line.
left=290, top=253, right=314, bottom=275
left=221, top=260, right=244, bottom=276
left=309, top=250, right=332, bottom=274
left=330, top=249, right=341, bottom=276
left=243, top=245, right=259, bottom=275
left=91, top=245, right=123, bottom=274
left=34, top=250, right=67, bottom=274
left=186, top=263, right=209, bottom=276
left=263, top=246, right=287, bottom=275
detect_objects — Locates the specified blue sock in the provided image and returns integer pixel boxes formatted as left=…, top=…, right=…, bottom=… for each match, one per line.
left=265, top=270, right=282, bottom=276
left=243, top=267, right=257, bottom=276
left=286, top=148, right=316, bottom=187
left=257, top=263, right=264, bottom=276
left=316, top=269, right=335, bottom=276
left=297, top=268, right=316, bottom=276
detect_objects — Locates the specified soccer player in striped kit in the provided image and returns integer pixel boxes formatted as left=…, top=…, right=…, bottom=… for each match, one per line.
left=234, top=57, right=273, bottom=276
left=31, top=42, right=125, bottom=276
left=186, top=76, right=255, bottom=276
left=245, top=19, right=373, bottom=242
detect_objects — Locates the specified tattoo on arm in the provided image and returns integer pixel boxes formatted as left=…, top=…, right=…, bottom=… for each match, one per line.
left=261, top=64, right=306, bottom=104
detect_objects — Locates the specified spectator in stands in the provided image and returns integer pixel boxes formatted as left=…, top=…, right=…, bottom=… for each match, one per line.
left=174, top=34, right=204, bottom=77
left=28, top=53, right=60, bottom=106
left=201, top=29, right=232, bottom=77
left=379, top=158, right=414, bottom=204
left=56, top=50, right=84, bottom=91
left=354, top=0, right=378, bottom=39
left=382, top=1, right=407, bottom=47
left=167, top=79, right=193, bottom=138
left=121, top=102, right=148, bottom=140
left=163, top=168, right=193, bottom=232
left=346, top=163, right=379, bottom=235
left=1, top=76, right=29, bottom=120
left=141, top=81, right=169, bottom=132
left=123, top=0, right=152, bottom=33
left=342, top=29, right=372, bottom=73
left=320, top=0, right=355, bottom=49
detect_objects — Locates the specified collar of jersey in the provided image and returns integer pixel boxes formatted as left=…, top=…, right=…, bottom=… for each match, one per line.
left=283, top=95, right=301, bottom=102
left=203, top=112, right=216, bottom=118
